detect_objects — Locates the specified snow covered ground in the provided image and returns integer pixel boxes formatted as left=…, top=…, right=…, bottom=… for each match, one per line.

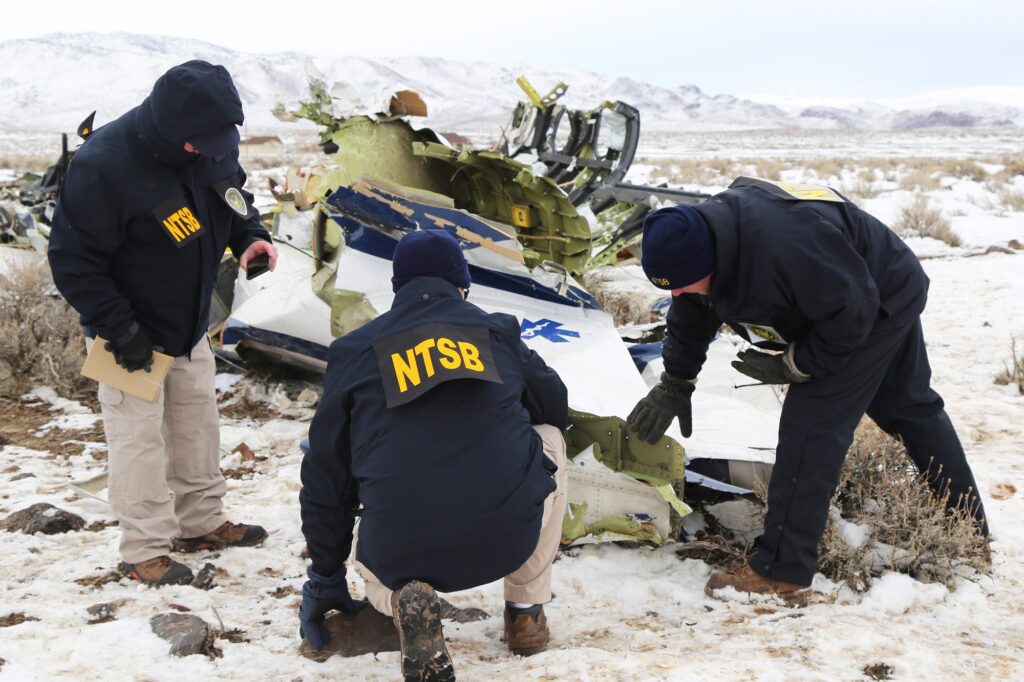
left=1, top=137, right=1023, bottom=680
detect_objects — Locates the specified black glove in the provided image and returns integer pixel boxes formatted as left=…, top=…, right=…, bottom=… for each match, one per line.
left=627, top=372, right=696, bottom=444
left=731, top=348, right=809, bottom=385
left=104, top=323, right=156, bottom=373
left=298, top=566, right=367, bottom=651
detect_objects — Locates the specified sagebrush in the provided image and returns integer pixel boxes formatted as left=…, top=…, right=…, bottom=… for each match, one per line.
left=0, top=259, right=89, bottom=399
left=894, top=195, right=961, bottom=247
left=742, top=419, right=987, bottom=590
left=817, top=420, right=988, bottom=590
left=994, top=337, right=1023, bottom=394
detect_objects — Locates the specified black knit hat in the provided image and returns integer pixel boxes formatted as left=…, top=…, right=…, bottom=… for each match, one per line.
left=391, top=229, right=471, bottom=293
left=640, top=205, right=716, bottom=290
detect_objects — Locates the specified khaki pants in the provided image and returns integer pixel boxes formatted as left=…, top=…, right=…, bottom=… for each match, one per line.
left=91, top=336, right=226, bottom=563
left=355, top=423, right=568, bottom=616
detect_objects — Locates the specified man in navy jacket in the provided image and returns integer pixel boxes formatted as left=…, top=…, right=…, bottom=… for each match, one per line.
left=49, top=61, right=277, bottom=586
left=629, top=177, right=988, bottom=599
left=299, top=229, right=568, bottom=680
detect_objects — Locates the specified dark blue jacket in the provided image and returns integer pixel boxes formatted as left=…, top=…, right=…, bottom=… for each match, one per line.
left=48, top=61, right=270, bottom=357
left=300, top=276, right=568, bottom=592
left=664, top=184, right=929, bottom=379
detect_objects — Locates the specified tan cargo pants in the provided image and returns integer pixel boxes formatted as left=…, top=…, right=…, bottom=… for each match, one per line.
left=91, top=336, right=226, bottom=563
left=354, top=423, right=568, bottom=615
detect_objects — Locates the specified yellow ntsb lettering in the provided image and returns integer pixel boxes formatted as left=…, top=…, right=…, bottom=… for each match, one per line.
left=389, top=338, right=485, bottom=392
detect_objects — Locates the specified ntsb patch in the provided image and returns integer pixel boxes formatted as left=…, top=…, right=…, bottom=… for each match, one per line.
left=373, top=323, right=503, bottom=407
left=737, top=322, right=788, bottom=346
left=152, top=195, right=204, bottom=247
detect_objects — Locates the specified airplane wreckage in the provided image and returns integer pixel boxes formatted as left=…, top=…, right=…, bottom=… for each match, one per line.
left=1, top=68, right=780, bottom=548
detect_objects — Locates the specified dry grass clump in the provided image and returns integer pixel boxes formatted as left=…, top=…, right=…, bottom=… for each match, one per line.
left=0, top=154, right=54, bottom=173
left=817, top=420, right=989, bottom=590
left=0, top=260, right=88, bottom=399
left=899, top=169, right=941, bottom=191
left=893, top=195, right=961, bottom=247
left=842, top=177, right=880, bottom=201
left=994, top=337, right=1024, bottom=394
left=995, top=156, right=1024, bottom=180
left=998, top=188, right=1024, bottom=212
left=803, top=158, right=847, bottom=182
left=937, top=159, right=987, bottom=182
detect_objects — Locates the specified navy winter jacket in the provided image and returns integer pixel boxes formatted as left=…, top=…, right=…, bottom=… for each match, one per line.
left=48, top=60, right=270, bottom=357
left=664, top=183, right=929, bottom=379
left=300, top=276, right=568, bottom=592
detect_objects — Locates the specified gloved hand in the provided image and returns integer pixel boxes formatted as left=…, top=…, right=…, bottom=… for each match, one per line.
left=731, top=347, right=810, bottom=385
left=104, top=323, right=156, bottom=373
left=298, top=566, right=367, bottom=651
left=627, top=372, right=696, bottom=444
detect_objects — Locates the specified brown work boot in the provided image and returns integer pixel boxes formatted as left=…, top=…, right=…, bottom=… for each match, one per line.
left=119, top=555, right=193, bottom=586
left=704, top=563, right=810, bottom=604
left=504, top=603, right=550, bottom=656
left=390, top=581, right=455, bottom=682
left=174, top=521, right=268, bottom=553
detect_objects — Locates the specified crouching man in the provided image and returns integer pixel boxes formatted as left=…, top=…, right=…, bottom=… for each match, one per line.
left=298, top=229, right=568, bottom=680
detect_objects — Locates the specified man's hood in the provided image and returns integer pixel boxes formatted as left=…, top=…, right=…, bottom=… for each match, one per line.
left=136, top=60, right=244, bottom=165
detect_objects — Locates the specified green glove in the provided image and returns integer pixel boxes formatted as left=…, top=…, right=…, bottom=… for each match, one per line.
left=627, top=373, right=696, bottom=444
left=731, top=347, right=810, bottom=384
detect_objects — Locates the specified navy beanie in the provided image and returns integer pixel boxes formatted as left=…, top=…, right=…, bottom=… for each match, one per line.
left=640, top=205, right=716, bottom=290
left=391, top=229, right=472, bottom=293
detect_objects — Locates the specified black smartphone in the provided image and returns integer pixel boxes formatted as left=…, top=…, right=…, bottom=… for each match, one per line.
left=246, top=253, right=271, bottom=280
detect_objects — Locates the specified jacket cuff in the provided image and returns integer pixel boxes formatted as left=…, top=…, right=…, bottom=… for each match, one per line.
left=307, top=564, right=348, bottom=588
left=783, top=344, right=812, bottom=381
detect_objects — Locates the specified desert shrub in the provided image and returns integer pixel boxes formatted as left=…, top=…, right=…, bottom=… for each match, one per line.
left=996, top=155, right=1024, bottom=180
left=843, top=177, right=881, bottom=201
left=998, top=188, right=1024, bottom=212
left=0, top=154, right=54, bottom=173
left=803, top=157, right=846, bottom=181
left=751, top=159, right=784, bottom=181
left=994, top=337, right=1023, bottom=394
left=0, top=259, right=88, bottom=399
left=817, top=420, right=989, bottom=590
left=893, top=195, right=961, bottom=246
left=937, top=159, right=987, bottom=182
left=899, top=169, right=941, bottom=191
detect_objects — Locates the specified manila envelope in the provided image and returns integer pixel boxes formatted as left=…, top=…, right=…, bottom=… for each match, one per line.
left=81, top=338, right=173, bottom=402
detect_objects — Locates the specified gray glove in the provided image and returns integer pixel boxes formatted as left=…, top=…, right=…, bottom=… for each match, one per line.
left=627, top=372, right=696, bottom=444
left=731, top=347, right=810, bottom=385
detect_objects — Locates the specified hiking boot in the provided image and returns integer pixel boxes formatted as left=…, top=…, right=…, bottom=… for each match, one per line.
left=119, top=555, right=193, bottom=586
left=704, top=563, right=810, bottom=604
left=390, top=581, right=455, bottom=682
left=504, top=603, right=549, bottom=656
left=174, top=521, right=267, bottom=553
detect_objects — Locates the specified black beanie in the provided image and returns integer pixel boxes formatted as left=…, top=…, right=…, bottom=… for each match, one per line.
left=391, top=229, right=472, bottom=293
left=640, top=205, right=716, bottom=290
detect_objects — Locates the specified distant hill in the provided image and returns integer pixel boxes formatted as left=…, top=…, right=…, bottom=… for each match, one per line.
left=0, top=32, right=1020, bottom=134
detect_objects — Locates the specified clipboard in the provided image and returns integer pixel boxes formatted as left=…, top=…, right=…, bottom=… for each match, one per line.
left=81, top=338, right=173, bottom=402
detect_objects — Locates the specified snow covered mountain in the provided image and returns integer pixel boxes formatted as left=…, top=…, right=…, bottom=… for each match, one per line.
left=0, top=32, right=1020, bottom=134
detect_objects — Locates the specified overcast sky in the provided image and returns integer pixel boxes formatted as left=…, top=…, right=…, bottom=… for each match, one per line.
left=2, top=0, right=1021, bottom=99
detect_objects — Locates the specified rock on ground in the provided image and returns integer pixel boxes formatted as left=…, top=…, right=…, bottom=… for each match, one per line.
left=1, top=503, right=84, bottom=535
left=150, top=613, right=212, bottom=657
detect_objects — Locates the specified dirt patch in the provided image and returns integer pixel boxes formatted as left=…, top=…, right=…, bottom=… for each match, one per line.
left=0, top=612, right=39, bottom=627
left=271, top=585, right=299, bottom=599
left=0, top=397, right=104, bottom=459
left=863, top=662, right=895, bottom=680
left=85, top=520, right=118, bottom=532
left=74, top=570, right=124, bottom=589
